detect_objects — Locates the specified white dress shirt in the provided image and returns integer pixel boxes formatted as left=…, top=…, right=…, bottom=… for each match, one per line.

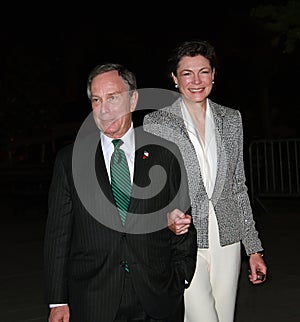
left=181, top=99, right=217, bottom=197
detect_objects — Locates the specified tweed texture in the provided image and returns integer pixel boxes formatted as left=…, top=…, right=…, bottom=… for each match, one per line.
left=143, top=97, right=263, bottom=255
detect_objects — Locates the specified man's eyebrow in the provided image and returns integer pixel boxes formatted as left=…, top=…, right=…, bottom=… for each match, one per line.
left=92, top=91, right=121, bottom=98
left=107, top=91, right=122, bottom=96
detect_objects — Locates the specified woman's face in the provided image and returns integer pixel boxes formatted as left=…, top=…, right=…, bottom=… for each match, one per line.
left=172, top=55, right=215, bottom=104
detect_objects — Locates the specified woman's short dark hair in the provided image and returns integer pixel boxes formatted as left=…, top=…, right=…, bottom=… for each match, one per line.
left=167, top=40, right=218, bottom=78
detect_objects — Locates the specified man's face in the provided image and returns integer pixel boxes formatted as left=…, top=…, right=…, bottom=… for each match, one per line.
left=90, top=70, right=138, bottom=138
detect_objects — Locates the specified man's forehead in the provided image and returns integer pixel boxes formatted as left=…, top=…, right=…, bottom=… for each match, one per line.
left=91, top=72, right=127, bottom=95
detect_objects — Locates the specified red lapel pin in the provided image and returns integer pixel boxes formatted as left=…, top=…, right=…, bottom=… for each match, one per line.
left=142, top=151, right=149, bottom=159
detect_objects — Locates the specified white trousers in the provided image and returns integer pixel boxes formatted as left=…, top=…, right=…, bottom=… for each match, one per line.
left=184, top=202, right=241, bottom=322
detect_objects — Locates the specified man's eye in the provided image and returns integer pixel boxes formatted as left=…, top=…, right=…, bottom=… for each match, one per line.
left=92, top=98, right=99, bottom=103
left=108, top=94, right=121, bottom=103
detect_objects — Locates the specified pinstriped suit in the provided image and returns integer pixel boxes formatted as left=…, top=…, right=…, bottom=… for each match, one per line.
left=143, top=97, right=263, bottom=255
left=44, top=127, right=197, bottom=322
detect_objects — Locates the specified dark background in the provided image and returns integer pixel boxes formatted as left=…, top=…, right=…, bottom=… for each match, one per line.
left=1, top=1, right=300, bottom=153
left=0, top=2, right=300, bottom=321
left=1, top=0, right=300, bottom=212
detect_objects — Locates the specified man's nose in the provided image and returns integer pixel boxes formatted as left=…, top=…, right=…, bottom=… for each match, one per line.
left=99, top=101, right=112, bottom=113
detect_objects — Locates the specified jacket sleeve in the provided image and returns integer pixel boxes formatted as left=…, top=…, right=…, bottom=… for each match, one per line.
left=44, top=149, right=73, bottom=304
left=170, top=218, right=198, bottom=289
left=168, top=144, right=198, bottom=288
left=233, top=111, right=263, bottom=255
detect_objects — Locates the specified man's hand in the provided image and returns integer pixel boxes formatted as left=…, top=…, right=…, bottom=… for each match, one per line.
left=49, top=305, right=70, bottom=322
left=168, top=209, right=192, bottom=235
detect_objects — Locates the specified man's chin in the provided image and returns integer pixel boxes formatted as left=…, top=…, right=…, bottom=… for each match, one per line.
left=102, top=124, right=119, bottom=137
left=98, top=120, right=116, bottom=132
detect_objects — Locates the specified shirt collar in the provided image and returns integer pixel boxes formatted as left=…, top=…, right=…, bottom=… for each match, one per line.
left=181, top=98, right=215, bottom=135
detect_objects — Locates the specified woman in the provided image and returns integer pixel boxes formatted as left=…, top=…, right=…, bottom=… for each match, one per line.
left=143, top=40, right=267, bottom=322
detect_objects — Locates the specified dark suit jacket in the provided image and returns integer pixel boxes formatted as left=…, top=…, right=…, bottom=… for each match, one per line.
left=44, top=127, right=197, bottom=322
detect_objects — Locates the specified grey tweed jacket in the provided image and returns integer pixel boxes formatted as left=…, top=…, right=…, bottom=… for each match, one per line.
left=143, top=97, right=263, bottom=255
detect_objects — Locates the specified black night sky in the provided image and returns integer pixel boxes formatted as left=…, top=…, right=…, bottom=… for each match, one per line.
left=1, top=2, right=300, bottom=321
left=1, top=1, right=300, bottom=151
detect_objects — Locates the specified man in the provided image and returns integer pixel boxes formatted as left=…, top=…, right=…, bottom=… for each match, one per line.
left=44, top=63, right=197, bottom=321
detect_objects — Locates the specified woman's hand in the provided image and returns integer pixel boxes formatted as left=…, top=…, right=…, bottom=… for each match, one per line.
left=168, top=209, right=192, bottom=235
left=248, top=253, right=267, bottom=284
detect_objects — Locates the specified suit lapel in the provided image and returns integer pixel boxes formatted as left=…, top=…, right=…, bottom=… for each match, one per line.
left=129, top=129, right=150, bottom=214
left=210, top=101, right=227, bottom=203
left=166, top=98, right=207, bottom=202
left=95, top=142, right=114, bottom=201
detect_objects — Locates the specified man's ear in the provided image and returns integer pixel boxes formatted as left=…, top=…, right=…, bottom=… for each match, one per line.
left=130, top=90, right=139, bottom=112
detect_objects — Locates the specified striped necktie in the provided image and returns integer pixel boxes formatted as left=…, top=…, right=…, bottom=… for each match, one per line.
left=110, top=139, right=132, bottom=225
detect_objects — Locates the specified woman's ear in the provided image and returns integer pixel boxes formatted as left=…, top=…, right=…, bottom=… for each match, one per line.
left=212, top=68, right=216, bottom=80
left=171, top=72, right=178, bottom=87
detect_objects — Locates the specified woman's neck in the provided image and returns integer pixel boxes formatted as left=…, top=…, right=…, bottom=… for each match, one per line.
left=183, top=98, right=207, bottom=142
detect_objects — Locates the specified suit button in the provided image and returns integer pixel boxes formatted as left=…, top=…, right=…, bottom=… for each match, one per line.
left=120, top=260, right=126, bottom=267
left=122, top=233, right=126, bottom=238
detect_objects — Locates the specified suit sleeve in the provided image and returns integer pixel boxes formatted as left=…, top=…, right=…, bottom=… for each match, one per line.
left=168, top=144, right=198, bottom=288
left=44, top=149, right=73, bottom=304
